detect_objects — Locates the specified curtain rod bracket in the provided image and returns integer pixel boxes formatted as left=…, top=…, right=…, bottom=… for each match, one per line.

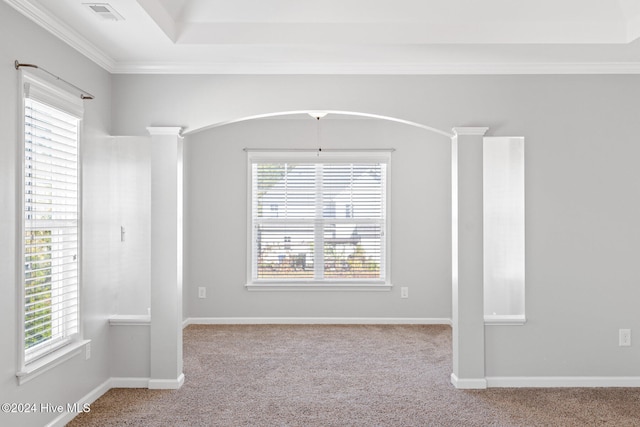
left=15, top=60, right=38, bottom=70
left=15, top=59, right=95, bottom=100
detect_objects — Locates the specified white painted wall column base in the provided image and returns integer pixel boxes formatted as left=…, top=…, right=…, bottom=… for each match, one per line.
left=149, top=373, right=185, bottom=390
left=451, top=373, right=488, bottom=389
left=451, top=127, right=488, bottom=389
left=148, top=126, right=184, bottom=389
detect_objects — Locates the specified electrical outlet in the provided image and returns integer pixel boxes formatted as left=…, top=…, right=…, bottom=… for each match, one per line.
left=619, top=329, right=631, bottom=347
left=85, top=343, right=91, bottom=360
left=198, top=287, right=206, bottom=299
left=401, top=287, right=409, bottom=299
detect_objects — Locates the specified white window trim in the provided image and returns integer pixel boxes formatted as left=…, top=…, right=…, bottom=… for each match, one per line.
left=16, top=69, right=88, bottom=384
left=16, top=339, right=90, bottom=385
left=245, top=150, right=392, bottom=290
left=245, top=283, right=392, bottom=292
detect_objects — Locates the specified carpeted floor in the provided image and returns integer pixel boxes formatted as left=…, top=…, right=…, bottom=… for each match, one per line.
left=68, top=324, right=640, bottom=426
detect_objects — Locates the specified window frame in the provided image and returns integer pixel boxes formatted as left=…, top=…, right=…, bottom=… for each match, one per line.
left=16, top=70, right=88, bottom=384
left=245, top=150, right=392, bottom=291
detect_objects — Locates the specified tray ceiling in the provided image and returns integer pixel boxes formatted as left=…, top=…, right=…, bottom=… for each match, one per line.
left=6, top=0, right=640, bottom=74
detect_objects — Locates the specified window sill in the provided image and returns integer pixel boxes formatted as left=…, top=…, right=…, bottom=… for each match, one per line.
left=16, top=339, right=91, bottom=385
left=109, top=314, right=151, bottom=326
left=484, top=315, right=527, bottom=326
left=245, top=283, right=393, bottom=292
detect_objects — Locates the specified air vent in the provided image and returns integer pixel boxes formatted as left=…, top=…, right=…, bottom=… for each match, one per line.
left=83, top=3, right=124, bottom=21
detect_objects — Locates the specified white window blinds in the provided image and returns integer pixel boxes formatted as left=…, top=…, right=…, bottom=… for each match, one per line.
left=23, top=93, right=80, bottom=363
left=249, top=152, right=389, bottom=284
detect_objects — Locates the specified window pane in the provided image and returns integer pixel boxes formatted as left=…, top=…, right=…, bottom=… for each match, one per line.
left=24, top=98, right=79, bottom=363
left=256, top=224, right=314, bottom=279
left=324, top=223, right=382, bottom=279
left=255, top=163, right=316, bottom=219
left=323, top=163, right=384, bottom=219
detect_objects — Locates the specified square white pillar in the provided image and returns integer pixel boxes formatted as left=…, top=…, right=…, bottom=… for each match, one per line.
left=451, top=127, right=488, bottom=389
left=147, top=126, right=184, bottom=389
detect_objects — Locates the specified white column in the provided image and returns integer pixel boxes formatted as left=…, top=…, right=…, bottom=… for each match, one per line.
left=147, top=126, right=184, bottom=389
left=451, top=126, right=488, bottom=389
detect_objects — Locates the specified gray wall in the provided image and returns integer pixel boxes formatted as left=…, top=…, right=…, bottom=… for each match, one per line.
left=0, top=3, right=113, bottom=426
left=184, top=118, right=451, bottom=319
left=113, top=73, right=640, bottom=377
left=112, top=137, right=151, bottom=315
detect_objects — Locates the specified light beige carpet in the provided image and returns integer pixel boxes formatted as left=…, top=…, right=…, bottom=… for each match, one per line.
left=68, top=325, right=640, bottom=426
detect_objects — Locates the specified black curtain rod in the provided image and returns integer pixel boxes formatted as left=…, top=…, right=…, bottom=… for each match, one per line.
left=15, top=60, right=95, bottom=100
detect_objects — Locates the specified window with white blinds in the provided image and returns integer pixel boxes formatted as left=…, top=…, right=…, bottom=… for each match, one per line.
left=248, top=151, right=390, bottom=285
left=22, top=74, right=81, bottom=365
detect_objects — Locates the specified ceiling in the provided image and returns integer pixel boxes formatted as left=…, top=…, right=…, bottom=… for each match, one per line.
left=6, top=0, right=640, bottom=74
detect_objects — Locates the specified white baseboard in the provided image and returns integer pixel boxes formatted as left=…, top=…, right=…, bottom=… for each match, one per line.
left=183, top=317, right=452, bottom=327
left=47, top=374, right=186, bottom=426
left=46, top=378, right=111, bottom=427
left=111, top=377, right=150, bottom=388
left=450, top=373, right=488, bottom=389
left=486, top=376, right=640, bottom=388
left=148, top=373, right=185, bottom=390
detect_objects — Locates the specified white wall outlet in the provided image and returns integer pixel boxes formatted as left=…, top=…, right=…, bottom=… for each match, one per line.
left=619, top=329, right=631, bottom=347
left=85, top=343, right=91, bottom=360
left=198, top=287, right=206, bottom=299
left=401, top=287, right=409, bottom=299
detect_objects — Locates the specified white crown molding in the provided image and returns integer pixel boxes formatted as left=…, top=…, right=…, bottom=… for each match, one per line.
left=111, top=61, right=640, bottom=75
left=4, top=0, right=115, bottom=72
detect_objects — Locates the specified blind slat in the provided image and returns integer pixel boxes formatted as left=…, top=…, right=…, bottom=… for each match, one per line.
left=26, top=112, right=78, bottom=139
left=26, top=133, right=78, bottom=153
left=25, top=290, right=79, bottom=312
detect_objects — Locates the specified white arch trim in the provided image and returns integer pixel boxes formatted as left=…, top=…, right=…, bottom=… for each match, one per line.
left=181, top=110, right=454, bottom=139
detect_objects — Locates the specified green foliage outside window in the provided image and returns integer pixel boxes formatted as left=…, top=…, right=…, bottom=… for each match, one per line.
left=24, top=230, right=52, bottom=349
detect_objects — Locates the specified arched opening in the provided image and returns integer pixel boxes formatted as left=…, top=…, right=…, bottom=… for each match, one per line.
left=182, top=110, right=453, bottom=140
left=182, top=109, right=453, bottom=318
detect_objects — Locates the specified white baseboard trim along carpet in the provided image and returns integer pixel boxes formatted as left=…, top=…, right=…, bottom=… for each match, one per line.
left=182, top=317, right=453, bottom=328
left=485, top=376, right=640, bottom=388
left=47, top=379, right=111, bottom=427
left=110, top=377, right=151, bottom=388
left=448, top=375, right=640, bottom=390
left=48, top=374, right=186, bottom=427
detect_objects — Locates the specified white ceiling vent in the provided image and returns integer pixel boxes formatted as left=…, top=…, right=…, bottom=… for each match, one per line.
left=83, top=3, right=124, bottom=21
